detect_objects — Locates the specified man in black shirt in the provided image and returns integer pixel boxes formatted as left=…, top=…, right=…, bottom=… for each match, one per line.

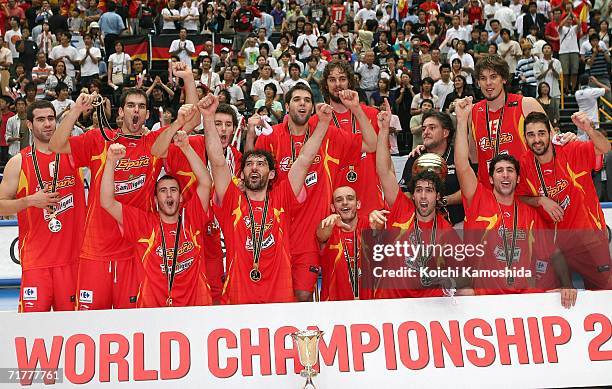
left=399, top=111, right=469, bottom=226
left=15, top=27, right=38, bottom=78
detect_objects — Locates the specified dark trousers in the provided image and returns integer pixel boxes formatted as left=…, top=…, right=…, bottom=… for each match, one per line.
left=104, top=33, right=119, bottom=61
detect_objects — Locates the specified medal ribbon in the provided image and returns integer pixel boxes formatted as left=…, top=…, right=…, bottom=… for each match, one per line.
left=246, top=193, right=270, bottom=275
left=414, top=214, right=438, bottom=280
left=341, top=230, right=360, bottom=299
left=31, top=143, right=60, bottom=220
left=485, top=95, right=507, bottom=157
left=94, top=96, right=143, bottom=142
left=159, top=211, right=183, bottom=305
left=288, top=123, right=310, bottom=163
left=534, top=148, right=559, bottom=241
left=498, top=202, right=519, bottom=285
left=331, top=111, right=357, bottom=134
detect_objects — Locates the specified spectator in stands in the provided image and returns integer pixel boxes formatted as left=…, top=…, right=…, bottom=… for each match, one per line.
left=49, top=31, right=78, bottom=81
left=576, top=74, right=611, bottom=134
left=494, top=0, right=516, bottom=34
left=296, top=21, right=318, bottom=61
left=87, top=79, right=111, bottom=119
left=0, top=95, right=13, bottom=164
left=450, top=58, right=471, bottom=86
left=281, top=63, right=308, bottom=94
left=410, top=99, right=434, bottom=150
left=107, top=40, right=131, bottom=90
left=255, top=27, right=273, bottom=53
left=522, top=1, right=547, bottom=38
left=582, top=34, right=611, bottom=103
left=199, top=55, right=220, bottom=93
left=433, top=64, right=454, bottom=111
left=23, top=83, right=36, bottom=106
left=270, top=1, right=285, bottom=32
left=242, top=35, right=260, bottom=76
left=536, top=82, right=560, bottom=130
left=99, top=1, right=125, bottom=59
left=180, top=0, right=199, bottom=34
left=31, top=52, right=52, bottom=100
left=215, top=68, right=245, bottom=111
left=598, top=20, right=610, bottom=49
left=9, top=62, right=28, bottom=95
left=356, top=49, right=379, bottom=103
left=51, top=82, right=74, bottom=121
left=5, top=96, right=26, bottom=157
left=14, top=27, right=35, bottom=79
left=489, top=19, right=503, bottom=44
left=442, top=74, right=474, bottom=113
left=232, top=0, right=261, bottom=51
left=200, top=40, right=220, bottom=71
left=78, top=32, right=102, bottom=89
left=516, top=44, right=538, bottom=97
left=151, top=106, right=176, bottom=131
left=473, top=29, right=491, bottom=62
left=36, top=20, right=55, bottom=57
left=449, top=40, right=474, bottom=84
left=258, top=46, right=278, bottom=70
left=84, top=0, right=102, bottom=25
left=160, top=0, right=181, bottom=34
left=201, top=2, right=224, bottom=33
left=254, top=83, right=283, bottom=124
left=498, top=28, right=522, bottom=88
left=533, top=43, right=562, bottom=106
left=5, top=17, right=21, bottom=63
left=251, top=63, right=282, bottom=103
left=558, top=11, right=582, bottom=95
left=411, top=77, right=438, bottom=115
left=169, top=28, right=195, bottom=69
left=254, top=8, right=274, bottom=40
left=370, top=77, right=393, bottom=108
left=128, top=57, right=151, bottom=88
left=45, top=59, right=73, bottom=99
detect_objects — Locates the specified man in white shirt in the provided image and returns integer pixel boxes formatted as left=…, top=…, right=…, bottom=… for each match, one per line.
left=432, top=64, right=454, bottom=110
left=77, top=33, right=101, bottom=88
left=449, top=40, right=475, bottom=83
left=493, top=0, right=517, bottom=33
left=161, top=0, right=182, bottom=34
left=422, top=48, right=442, bottom=82
left=444, top=15, right=469, bottom=48
left=281, top=63, right=308, bottom=93
left=51, top=82, right=75, bottom=122
left=49, top=31, right=79, bottom=79
left=558, top=13, right=582, bottom=94
left=356, top=50, right=380, bottom=102
left=199, top=55, right=220, bottom=92
left=533, top=43, right=563, bottom=98
left=497, top=28, right=522, bottom=76
left=324, top=23, right=342, bottom=53
left=576, top=74, right=610, bottom=132
left=5, top=16, right=21, bottom=60
left=484, top=0, right=502, bottom=31
left=169, top=28, right=196, bottom=69
left=215, top=69, right=245, bottom=111
left=354, top=0, right=376, bottom=29
left=180, top=0, right=199, bottom=33
left=296, top=22, right=318, bottom=61
left=250, top=63, right=282, bottom=102
left=5, top=97, right=27, bottom=157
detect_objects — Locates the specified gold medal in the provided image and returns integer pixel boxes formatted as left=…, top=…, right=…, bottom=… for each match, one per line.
left=249, top=267, right=262, bottom=282
left=346, top=165, right=357, bottom=183
left=246, top=194, right=269, bottom=283
left=48, top=217, right=62, bottom=233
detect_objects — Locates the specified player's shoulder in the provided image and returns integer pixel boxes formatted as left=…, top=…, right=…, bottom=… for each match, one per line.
left=360, top=103, right=380, bottom=117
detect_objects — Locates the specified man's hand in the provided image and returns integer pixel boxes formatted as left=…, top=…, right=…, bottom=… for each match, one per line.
left=540, top=196, right=564, bottom=223
left=338, top=89, right=361, bottom=111
left=320, top=213, right=351, bottom=231
left=73, top=92, right=98, bottom=114
left=173, top=61, right=193, bottom=80
left=173, top=130, right=190, bottom=150
left=408, top=144, right=426, bottom=158
left=107, top=143, right=126, bottom=164
left=377, top=98, right=392, bottom=130
left=369, top=209, right=389, bottom=230
left=27, top=188, right=60, bottom=210
left=197, top=94, right=219, bottom=118
left=571, top=111, right=595, bottom=133
left=176, top=103, right=197, bottom=129
left=316, top=103, right=334, bottom=125
left=248, top=113, right=264, bottom=131
left=552, top=131, right=577, bottom=145
left=454, top=96, right=473, bottom=122
left=548, top=288, right=577, bottom=309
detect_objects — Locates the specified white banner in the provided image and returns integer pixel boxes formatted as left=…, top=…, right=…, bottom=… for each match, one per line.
left=0, top=222, right=20, bottom=282
left=1, top=292, right=611, bottom=388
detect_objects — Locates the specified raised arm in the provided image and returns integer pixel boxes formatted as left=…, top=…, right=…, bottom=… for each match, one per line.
left=199, top=94, right=231, bottom=201
left=172, top=61, right=198, bottom=106
left=100, top=143, right=126, bottom=225
left=573, top=111, right=611, bottom=156
left=49, top=92, right=95, bottom=154
left=453, top=97, right=478, bottom=207
left=288, top=103, right=333, bottom=196
left=375, top=98, right=400, bottom=207
left=150, top=103, right=198, bottom=158
left=174, top=130, right=211, bottom=212
left=339, top=89, right=377, bottom=153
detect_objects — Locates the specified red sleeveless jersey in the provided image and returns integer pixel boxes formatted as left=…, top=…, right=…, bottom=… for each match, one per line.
left=471, top=93, right=527, bottom=189
left=16, top=147, right=86, bottom=270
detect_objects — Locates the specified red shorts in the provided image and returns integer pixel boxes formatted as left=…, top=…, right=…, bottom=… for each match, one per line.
left=291, top=251, right=320, bottom=292
left=76, top=257, right=141, bottom=310
left=561, top=235, right=612, bottom=290
left=202, top=224, right=224, bottom=303
left=19, top=264, right=77, bottom=312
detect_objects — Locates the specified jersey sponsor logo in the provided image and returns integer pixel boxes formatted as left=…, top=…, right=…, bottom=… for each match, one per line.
left=538, top=179, right=569, bottom=199
left=559, top=195, right=570, bottom=210
left=535, top=260, right=548, bottom=274
left=43, top=194, right=74, bottom=220
left=115, top=156, right=151, bottom=171
left=22, top=287, right=37, bottom=301
left=279, top=156, right=293, bottom=172
left=160, top=256, right=195, bottom=275
left=498, top=226, right=527, bottom=241
left=114, top=174, right=146, bottom=195
left=478, top=132, right=514, bottom=151
left=245, top=234, right=275, bottom=251
left=494, top=245, right=522, bottom=264
left=37, top=176, right=76, bottom=192
left=305, top=171, right=318, bottom=187
left=155, top=241, right=196, bottom=259
left=79, top=290, right=93, bottom=304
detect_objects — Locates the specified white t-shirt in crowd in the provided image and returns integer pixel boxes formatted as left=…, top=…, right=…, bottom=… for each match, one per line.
left=559, top=25, right=579, bottom=54
left=161, top=7, right=180, bottom=30
left=295, top=33, right=318, bottom=60
left=78, top=46, right=102, bottom=76
left=52, top=99, right=75, bottom=118
left=4, top=29, right=21, bottom=58
left=49, top=44, right=78, bottom=78
left=576, top=87, right=606, bottom=127
left=200, top=71, right=221, bottom=90
left=108, top=52, right=131, bottom=75
left=169, top=39, right=195, bottom=68
left=448, top=52, right=475, bottom=83
left=180, top=4, right=199, bottom=31
left=250, top=78, right=282, bottom=101
left=432, top=79, right=455, bottom=110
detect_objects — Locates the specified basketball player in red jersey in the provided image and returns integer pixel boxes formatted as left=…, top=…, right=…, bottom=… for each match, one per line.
left=469, top=55, right=574, bottom=189
left=200, top=93, right=335, bottom=304
left=321, top=60, right=382, bottom=217
left=518, top=111, right=612, bottom=290
left=0, top=101, right=86, bottom=312
left=317, top=186, right=372, bottom=301
left=369, top=100, right=463, bottom=299
left=245, top=83, right=375, bottom=301
left=49, top=63, right=199, bottom=310
left=457, top=97, right=576, bottom=307
left=101, top=129, right=213, bottom=307
left=151, top=103, right=243, bottom=304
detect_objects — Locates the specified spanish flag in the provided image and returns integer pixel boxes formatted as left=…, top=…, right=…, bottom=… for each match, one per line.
left=573, top=0, right=591, bottom=33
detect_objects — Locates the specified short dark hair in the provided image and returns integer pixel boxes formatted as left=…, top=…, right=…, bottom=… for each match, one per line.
left=500, top=28, right=511, bottom=36
left=420, top=98, right=434, bottom=107
left=264, top=82, right=277, bottom=94
left=285, top=81, right=313, bottom=105
left=216, top=103, right=238, bottom=128
left=488, top=154, right=520, bottom=177
left=288, top=63, right=301, bottom=72
left=524, top=111, right=551, bottom=135
left=475, top=55, right=510, bottom=82
left=240, top=149, right=277, bottom=176
left=55, top=81, right=69, bottom=94
left=27, top=100, right=55, bottom=122
left=422, top=111, right=455, bottom=140
left=155, top=174, right=180, bottom=193
left=408, top=170, right=445, bottom=195
left=422, top=77, right=434, bottom=86
left=439, top=63, right=451, bottom=71
left=589, top=33, right=599, bottom=42
left=119, top=88, right=148, bottom=109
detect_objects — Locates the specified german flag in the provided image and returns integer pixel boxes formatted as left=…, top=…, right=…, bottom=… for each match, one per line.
left=118, top=35, right=149, bottom=61
left=151, top=34, right=212, bottom=62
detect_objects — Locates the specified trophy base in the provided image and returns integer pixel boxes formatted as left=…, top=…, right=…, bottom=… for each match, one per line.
left=300, top=373, right=317, bottom=389
left=300, top=370, right=318, bottom=378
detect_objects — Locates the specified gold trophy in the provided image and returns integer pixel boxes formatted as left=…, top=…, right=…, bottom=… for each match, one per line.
left=412, top=153, right=448, bottom=180
left=292, top=330, right=324, bottom=389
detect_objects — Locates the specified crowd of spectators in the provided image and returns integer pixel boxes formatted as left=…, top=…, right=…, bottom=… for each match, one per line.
left=0, top=0, right=610, bottom=178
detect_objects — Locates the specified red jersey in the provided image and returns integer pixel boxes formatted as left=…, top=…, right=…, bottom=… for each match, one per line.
left=255, top=116, right=362, bottom=255
left=467, top=6, right=483, bottom=24
left=518, top=141, right=605, bottom=232
left=471, top=93, right=528, bottom=189
left=464, top=183, right=550, bottom=293
left=330, top=4, right=346, bottom=24
left=0, top=112, right=15, bottom=147
left=374, top=193, right=456, bottom=299
left=15, top=147, right=86, bottom=270
left=419, top=2, right=440, bottom=21
left=332, top=104, right=384, bottom=216
left=68, top=129, right=164, bottom=261
left=545, top=21, right=560, bottom=52
left=213, top=178, right=302, bottom=304
left=121, top=199, right=212, bottom=307
left=320, top=216, right=371, bottom=301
